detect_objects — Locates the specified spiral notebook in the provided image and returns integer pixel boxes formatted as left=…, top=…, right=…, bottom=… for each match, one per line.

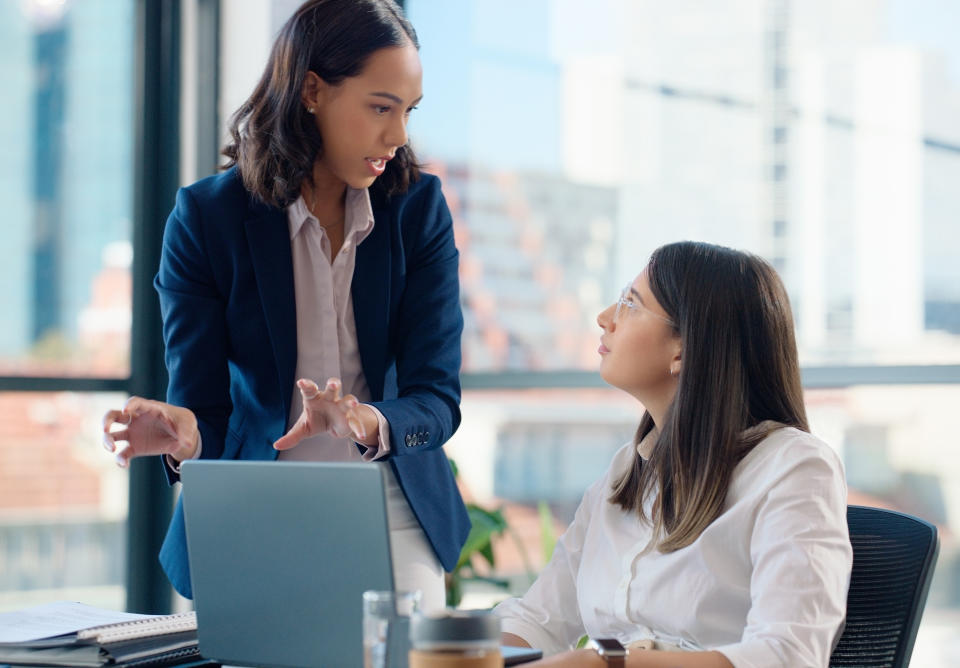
left=0, top=602, right=199, bottom=667
left=78, top=611, right=197, bottom=644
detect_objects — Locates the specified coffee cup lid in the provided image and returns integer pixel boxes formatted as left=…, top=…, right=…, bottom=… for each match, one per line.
left=409, top=609, right=500, bottom=648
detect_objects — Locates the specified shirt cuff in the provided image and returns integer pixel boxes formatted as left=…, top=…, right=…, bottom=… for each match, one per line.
left=493, top=599, right=569, bottom=657
left=358, top=405, right=391, bottom=461
left=165, top=433, right=202, bottom=474
left=497, top=618, right=563, bottom=658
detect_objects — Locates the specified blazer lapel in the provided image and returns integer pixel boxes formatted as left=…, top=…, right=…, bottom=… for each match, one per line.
left=245, top=205, right=297, bottom=420
left=353, top=205, right=391, bottom=401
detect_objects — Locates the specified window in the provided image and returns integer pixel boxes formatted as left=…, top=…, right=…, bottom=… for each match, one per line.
left=0, top=0, right=136, bottom=611
left=403, top=0, right=960, bottom=663
left=214, top=1, right=960, bottom=662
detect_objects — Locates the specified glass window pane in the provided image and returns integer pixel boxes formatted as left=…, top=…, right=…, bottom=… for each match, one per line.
left=218, top=1, right=960, bottom=663
left=406, top=0, right=960, bottom=371
left=0, top=0, right=134, bottom=378
left=0, top=392, right=128, bottom=612
left=449, top=386, right=960, bottom=665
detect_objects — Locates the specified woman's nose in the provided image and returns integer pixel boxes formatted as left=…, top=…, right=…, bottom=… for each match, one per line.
left=386, top=114, right=408, bottom=150
left=597, top=303, right=615, bottom=330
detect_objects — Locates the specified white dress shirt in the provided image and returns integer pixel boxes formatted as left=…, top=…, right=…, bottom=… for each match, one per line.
left=280, top=188, right=422, bottom=529
left=280, top=186, right=389, bottom=463
left=283, top=188, right=443, bottom=610
left=494, top=424, right=852, bottom=668
left=171, top=188, right=393, bottom=465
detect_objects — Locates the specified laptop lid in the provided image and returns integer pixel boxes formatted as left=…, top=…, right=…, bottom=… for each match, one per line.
left=180, top=460, right=394, bottom=668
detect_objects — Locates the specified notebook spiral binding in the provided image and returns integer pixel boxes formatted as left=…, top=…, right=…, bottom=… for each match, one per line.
left=77, top=611, right=198, bottom=644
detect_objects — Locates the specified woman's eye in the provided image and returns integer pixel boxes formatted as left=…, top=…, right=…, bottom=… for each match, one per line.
left=405, top=105, right=419, bottom=116
left=373, top=105, right=391, bottom=115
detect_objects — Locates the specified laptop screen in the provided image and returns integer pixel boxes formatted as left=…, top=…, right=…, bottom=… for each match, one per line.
left=181, top=460, right=394, bottom=667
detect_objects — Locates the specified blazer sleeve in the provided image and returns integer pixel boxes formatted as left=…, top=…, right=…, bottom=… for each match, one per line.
left=153, top=186, right=233, bottom=482
left=370, top=178, right=464, bottom=455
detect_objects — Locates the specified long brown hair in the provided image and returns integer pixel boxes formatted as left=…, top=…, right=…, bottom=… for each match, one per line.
left=222, top=0, right=421, bottom=207
left=610, top=241, right=808, bottom=552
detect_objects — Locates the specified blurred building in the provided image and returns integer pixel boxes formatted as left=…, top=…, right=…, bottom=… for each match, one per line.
left=0, top=0, right=133, bottom=372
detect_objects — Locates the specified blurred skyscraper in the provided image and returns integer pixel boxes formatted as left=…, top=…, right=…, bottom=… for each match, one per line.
left=408, top=0, right=960, bottom=369
left=0, top=0, right=133, bottom=369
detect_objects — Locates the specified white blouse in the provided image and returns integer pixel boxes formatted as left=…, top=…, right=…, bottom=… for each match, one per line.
left=494, top=425, right=852, bottom=668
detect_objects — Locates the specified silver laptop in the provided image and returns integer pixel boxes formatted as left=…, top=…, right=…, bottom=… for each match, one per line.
left=180, top=460, right=394, bottom=668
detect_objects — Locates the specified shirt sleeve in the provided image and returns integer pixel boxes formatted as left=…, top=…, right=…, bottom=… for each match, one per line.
left=357, top=405, right=391, bottom=461
left=494, top=475, right=606, bottom=656
left=713, top=441, right=853, bottom=668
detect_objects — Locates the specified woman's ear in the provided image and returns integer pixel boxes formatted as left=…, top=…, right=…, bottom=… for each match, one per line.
left=301, top=71, right=325, bottom=113
left=669, top=340, right=682, bottom=377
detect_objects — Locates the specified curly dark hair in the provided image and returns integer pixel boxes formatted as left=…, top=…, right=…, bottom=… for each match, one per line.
left=221, top=0, right=421, bottom=207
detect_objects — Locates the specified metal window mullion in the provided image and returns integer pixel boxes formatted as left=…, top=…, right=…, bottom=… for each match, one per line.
left=128, top=0, right=181, bottom=615
left=460, top=365, right=960, bottom=391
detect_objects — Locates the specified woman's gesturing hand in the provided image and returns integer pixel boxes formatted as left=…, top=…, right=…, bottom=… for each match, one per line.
left=273, top=377, right=378, bottom=451
left=101, top=397, right=200, bottom=468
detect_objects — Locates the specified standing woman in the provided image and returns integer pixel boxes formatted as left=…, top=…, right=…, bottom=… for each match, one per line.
left=101, top=0, right=469, bottom=611
left=496, top=242, right=852, bottom=667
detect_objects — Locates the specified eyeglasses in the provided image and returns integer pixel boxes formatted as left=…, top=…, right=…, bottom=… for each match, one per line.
left=614, top=283, right=675, bottom=326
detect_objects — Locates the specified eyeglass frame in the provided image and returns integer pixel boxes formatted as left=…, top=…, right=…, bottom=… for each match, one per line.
left=613, top=282, right=676, bottom=327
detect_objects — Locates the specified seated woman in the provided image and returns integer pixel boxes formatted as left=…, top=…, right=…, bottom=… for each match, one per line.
left=495, top=241, right=852, bottom=668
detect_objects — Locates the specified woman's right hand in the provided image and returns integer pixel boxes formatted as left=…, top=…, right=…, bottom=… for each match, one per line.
left=101, top=397, right=199, bottom=468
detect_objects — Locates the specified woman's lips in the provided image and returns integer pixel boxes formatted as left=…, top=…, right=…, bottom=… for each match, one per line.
left=365, top=157, right=387, bottom=176
left=365, top=154, right=394, bottom=176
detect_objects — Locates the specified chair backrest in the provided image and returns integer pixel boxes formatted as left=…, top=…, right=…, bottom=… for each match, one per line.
left=829, top=505, right=939, bottom=668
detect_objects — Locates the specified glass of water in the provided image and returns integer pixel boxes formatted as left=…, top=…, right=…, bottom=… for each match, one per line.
left=363, top=589, right=421, bottom=668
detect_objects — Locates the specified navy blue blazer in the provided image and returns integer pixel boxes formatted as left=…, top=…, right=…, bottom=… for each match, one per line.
left=155, top=167, right=470, bottom=599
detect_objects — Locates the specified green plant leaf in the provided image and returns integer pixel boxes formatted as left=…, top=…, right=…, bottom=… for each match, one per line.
left=468, top=504, right=507, bottom=528
left=445, top=572, right=462, bottom=608
left=538, top=501, right=557, bottom=563
left=479, top=540, right=496, bottom=568
left=455, top=505, right=507, bottom=570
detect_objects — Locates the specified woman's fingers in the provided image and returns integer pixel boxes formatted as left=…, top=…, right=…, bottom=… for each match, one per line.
left=325, top=378, right=342, bottom=402
left=101, top=409, right=128, bottom=452
left=114, top=444, right=137, bottom=468
left=297, top=379, right=322, bottom=401
left=104, top=428, right=130, bottom=452
left=102, top=408, right=127, bottom=431
left=345, top=415, right=366, bottom=440
left=340, top=394, right=367, bottom=440
left=289, top=378, right=365, bottom=440
left=297, top=377, right=342, bottom=403
left=273, top=417, right=309, bottom=451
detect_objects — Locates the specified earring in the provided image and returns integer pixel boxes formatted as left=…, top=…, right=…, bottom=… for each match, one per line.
left=307, top=107, right=315, bottom=114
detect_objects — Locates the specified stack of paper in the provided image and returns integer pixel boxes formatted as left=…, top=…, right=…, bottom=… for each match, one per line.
left=0, top=601, right=201, bottom=667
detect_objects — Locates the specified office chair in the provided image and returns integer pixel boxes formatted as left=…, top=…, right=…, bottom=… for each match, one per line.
left=829, top=505, right=939, bottom=668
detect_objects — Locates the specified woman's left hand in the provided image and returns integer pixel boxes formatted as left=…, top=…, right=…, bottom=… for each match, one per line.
left=273, top=377, right=378, bottom=450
